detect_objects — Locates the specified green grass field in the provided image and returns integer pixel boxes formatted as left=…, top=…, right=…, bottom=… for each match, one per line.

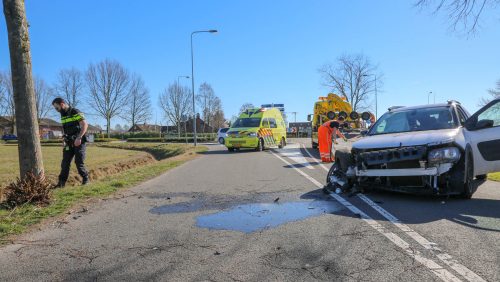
left=0, top=143, right=206, bottom=242
left=0, top=144, right=149, bottom=188
left=489, top=172, right=500, bottom=182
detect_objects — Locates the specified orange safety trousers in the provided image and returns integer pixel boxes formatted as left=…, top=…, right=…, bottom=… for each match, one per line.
left=318, top=123, right=334, bottom=162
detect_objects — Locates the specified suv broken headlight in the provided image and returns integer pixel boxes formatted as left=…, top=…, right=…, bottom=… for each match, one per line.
left=428, top=147, right=461, bottom=164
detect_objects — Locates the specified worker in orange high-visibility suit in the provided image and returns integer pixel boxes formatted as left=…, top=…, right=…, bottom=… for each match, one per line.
left=318, top=117, right=347, bottom=162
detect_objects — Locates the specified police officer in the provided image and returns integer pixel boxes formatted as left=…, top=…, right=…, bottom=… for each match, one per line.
left=52, top=98, right=89, bottom=187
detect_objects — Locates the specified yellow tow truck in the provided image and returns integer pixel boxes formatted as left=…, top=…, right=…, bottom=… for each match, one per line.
left=307, top=93, right=373, bottom=149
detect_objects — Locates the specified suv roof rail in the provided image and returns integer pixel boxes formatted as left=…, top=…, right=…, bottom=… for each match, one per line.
left=447, top=100, right=461, bottom=105
left=388, top=106, right=405, bottom=111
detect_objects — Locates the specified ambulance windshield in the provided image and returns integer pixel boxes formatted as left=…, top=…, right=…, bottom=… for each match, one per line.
left=232, top=118, right=262, bottom=128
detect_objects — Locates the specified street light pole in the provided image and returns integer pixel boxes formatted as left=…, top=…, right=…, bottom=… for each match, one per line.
left=190, top=29, right=217, bottom=146
left=428, top=91, right=433, bottom=104
left=374, top=75, right=378, bottom=119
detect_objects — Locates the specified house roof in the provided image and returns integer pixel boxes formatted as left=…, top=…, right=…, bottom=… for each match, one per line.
left=129, top=124, right=162, bottom=132
left=39, top=118, right=61, bottom=127
left=87, top=124, right=102, bottom=132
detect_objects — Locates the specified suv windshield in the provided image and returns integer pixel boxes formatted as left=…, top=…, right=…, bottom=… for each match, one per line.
left=369, top=106, right=457, bottom=135
left=232, top=118, right=262, bottom=128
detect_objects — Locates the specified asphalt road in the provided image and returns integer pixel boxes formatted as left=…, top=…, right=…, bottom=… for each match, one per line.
left=0, top=138, right=498, bottom=281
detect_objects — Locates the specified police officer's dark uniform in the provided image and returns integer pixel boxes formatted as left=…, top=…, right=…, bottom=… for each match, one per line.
left=58, top=107, right=89, bottom=186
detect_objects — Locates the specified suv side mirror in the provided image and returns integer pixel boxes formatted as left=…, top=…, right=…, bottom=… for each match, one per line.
left=360, top=130, right=368, bottom=136
left=307, top=114, right=312, bottom=122
left=475, top=119, right=494, bottom=130
left=464, top=116, right=477, bottom=131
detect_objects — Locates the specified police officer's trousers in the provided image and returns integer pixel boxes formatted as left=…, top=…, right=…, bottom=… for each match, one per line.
left=58, top=143, right=88, bottom=184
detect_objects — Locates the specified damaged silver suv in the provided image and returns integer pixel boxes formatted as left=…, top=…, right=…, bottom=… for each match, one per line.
left=329, top=99, right=500, bottom=198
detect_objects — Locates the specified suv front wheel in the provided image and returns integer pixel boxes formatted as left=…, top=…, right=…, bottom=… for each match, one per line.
left=448, top=152, right=475, bottom=199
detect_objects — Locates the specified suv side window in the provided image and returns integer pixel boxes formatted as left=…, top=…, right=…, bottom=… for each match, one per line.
left=477, top=101, right=500, bottom=127
left=269, top=118, right=277, bottom=128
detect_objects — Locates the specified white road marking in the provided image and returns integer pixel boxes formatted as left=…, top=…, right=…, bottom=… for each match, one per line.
left=271, top=150, right=463, bottom=282
left=301, top=144, right=330, bottom=171
left=279, top=143, right=314, bottom=169
left=299, top=145, right=485, bottom=282
left=357, top=194, right=486, bottom=282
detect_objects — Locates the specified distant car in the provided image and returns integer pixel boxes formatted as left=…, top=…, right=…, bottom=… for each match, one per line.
left=1, top=134, right=17, bottom=141
left=217, top=128, right=229, bottom=144
left=329, top=99, right=500, bottom=198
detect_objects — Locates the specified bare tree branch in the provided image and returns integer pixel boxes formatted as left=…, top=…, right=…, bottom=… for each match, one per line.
left=239, top=103, right=255, bottom=114
left=55, top=67, right=84, bottom=108
left=159, top=82, right=192, bottom=137
left=0, top=71, right=16, bottom=133
left=318, top=54, right=381, bottom=112
left=479, top=78, right=500, bottom=106
left=33, top=76, right=53, bottom=120
left=196, top=82, right=223, bottom=132
left=122, top=74, right=151, bottom=132
left=86, top=59, right=130, bottom=137
left=415, top=0, right=498, bottom=34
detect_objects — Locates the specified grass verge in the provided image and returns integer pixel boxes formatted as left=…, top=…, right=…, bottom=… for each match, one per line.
left=0, top=144, right=207, bottom=243
left=488, top=172, right=500, bottom=182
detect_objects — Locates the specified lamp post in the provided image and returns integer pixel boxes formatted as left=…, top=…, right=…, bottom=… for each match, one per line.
left=428, top=91, right=435, bottom=104
left=191, top=29, right=217, bottom=146
left=363, top=74, right=378, bottom=118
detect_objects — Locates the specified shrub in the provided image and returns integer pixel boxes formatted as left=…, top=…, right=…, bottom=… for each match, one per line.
left=3, top=172, right=52, bottom=208
left=94, top=138, right=120, bottom=143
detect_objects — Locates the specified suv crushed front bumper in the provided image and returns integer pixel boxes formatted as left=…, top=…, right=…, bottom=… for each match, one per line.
left=354, top=163, right=453, bottom=177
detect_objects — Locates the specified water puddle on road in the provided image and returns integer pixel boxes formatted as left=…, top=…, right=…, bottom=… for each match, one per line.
left=196, top=200, right=342, bottom=233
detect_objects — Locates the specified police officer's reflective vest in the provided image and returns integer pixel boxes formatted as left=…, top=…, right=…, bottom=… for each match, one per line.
left=60, top=107, right=86, bottom=141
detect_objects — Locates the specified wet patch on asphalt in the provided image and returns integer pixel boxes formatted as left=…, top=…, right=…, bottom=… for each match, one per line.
left=196, top=200, right=342, bottom=233
left=148, top=190, right=343, bottom=233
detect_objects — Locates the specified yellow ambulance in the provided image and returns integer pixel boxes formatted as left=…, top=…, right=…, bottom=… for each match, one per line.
left=225, top=107, right=287, bottom=152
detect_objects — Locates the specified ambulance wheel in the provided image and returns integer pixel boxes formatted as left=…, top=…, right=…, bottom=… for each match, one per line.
left=256, top=138, right=264, bottom=151
left=278, top=137, right=286, bottom=149
left=228, top=147, right=235, bottom=152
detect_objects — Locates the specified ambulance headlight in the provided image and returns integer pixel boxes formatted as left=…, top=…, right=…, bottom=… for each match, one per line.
left=248, top=132, right=257, bottom=137
left=428, top=147, right=461, bottom=164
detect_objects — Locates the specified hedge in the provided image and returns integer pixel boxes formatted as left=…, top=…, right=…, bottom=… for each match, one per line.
left=126, top=137, right=215, bottom=143
left=108, top=132, right=218, bottom=140
left=94, top=138, right=120, bottom=142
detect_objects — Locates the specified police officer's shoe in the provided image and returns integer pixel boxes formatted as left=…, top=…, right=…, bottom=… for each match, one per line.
left=54, top=181, right=66, bottom=189
left=82, top=177, right=90, bottom=186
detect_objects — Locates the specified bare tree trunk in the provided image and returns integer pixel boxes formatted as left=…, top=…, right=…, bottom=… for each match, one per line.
left=106, top=117, right=111, bottom=138
left=3, top=0, right=44, bottom=178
